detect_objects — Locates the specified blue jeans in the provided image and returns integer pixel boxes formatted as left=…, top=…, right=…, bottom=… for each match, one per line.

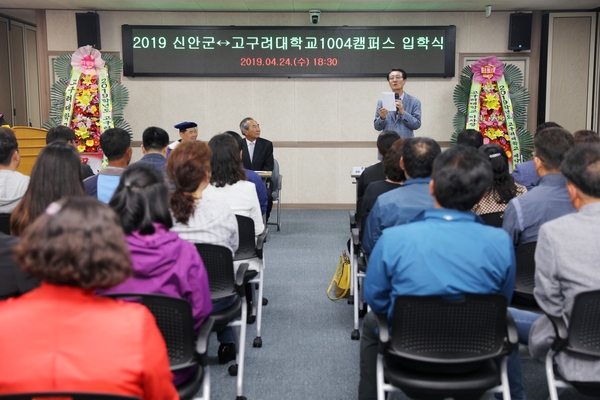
left=495, top=307, right=543, bottom=400
left=212, top=295, right=238, bottom=343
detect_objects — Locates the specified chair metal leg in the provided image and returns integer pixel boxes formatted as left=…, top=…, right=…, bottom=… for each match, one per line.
left=500, top=353, right=512, bottom=400
left=276, top=190, right=281, bottom=231
left=253, top=267, right=264, bottom=348
left=376, top=353, right=386, bottom=400
left=236, top=298, right=247, bottom=400
left=195, top=364, right=210, bottom=400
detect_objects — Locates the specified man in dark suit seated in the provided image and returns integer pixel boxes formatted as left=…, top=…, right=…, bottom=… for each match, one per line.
left=240, top=117, right=274, bottom=219
left=46, top=125, right=95, bottom=179
left=356, top=130, right=398, bottom=200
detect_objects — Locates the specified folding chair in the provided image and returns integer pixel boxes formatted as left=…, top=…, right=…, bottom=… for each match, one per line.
left=104, top=293, right=212, bottom=400
left=350, top=212, right=369, bottom=340
left=513, top=241, right=539, bottom=308
left=195, top=243, right=249, bottom=400
left=375, top=294, right=517, bottom=400
left=234, top=214, right=267, bottom=348
left=0, top=394, right=139, bottom=400
left=266, top=158, right=282, bottom=231
left=480, top=211, right=504, bottom=228
left=545, top=289, right=600, bottom=400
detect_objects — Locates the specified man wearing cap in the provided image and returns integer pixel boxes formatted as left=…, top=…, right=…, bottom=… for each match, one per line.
left=168, top=121, right=198, bottom=158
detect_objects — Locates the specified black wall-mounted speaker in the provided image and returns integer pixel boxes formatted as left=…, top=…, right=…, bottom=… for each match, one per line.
left=76, top=12, right=101, bottom=50
left=508, top=13, right=532, bottom=51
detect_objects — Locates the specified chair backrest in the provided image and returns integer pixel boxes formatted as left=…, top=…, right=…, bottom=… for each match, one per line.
left=389, top=294, right=508, bottom=364
left=0, top=213, right=10, bottom=235
left=103, top=293, right=195, bottom=371
left=234, top=214, right=257, bottom=260
left=359, top=212, right=369, bottom=244
left=479, top=212, right=504, bottom=228
left=515, top=241, right=536, bottom=296
left=195, top=243, right=237, bottom=300
left=565, top=289, right=600, bottom=357
left=271, top=159, right=280, bottom=190
left=0, top=394, right=139, bottom=400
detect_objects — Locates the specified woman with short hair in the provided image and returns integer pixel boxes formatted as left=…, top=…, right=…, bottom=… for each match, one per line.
left=0, top=196, right=177, bottom=399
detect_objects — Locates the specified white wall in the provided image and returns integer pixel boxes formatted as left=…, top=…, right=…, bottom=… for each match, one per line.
left=45, top=10, right=515, bottom=206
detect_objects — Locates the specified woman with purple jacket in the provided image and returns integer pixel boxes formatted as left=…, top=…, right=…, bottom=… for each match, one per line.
left=98, top=162, right=212, bottom=385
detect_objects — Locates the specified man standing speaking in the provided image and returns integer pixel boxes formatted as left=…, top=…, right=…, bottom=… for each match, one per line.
left=374, top=69, right=421, bottom=138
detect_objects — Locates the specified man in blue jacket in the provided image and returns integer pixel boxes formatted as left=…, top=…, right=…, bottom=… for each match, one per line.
left=359, top=145, right=519, bottom=400
left=374, top=69, right=421, bottom=138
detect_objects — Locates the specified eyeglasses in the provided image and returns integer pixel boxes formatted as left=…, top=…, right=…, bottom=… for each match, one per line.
left=389, top=75, right=404, bottom=81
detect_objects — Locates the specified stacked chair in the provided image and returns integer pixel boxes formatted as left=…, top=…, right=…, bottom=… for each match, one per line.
left=195, top=243, right=250, bottom=400
left=104, top=293, right=212, bottom=400
left=234, top=215, right=267, bottom=348
left=374, top=294, right=517, bottom=400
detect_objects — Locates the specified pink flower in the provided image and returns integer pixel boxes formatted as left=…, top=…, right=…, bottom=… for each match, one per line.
left=71, top=46, right=105, bottom=75
left=471, top=56, right=504, bottom=84
left=483, top=138, right=490, bottom=144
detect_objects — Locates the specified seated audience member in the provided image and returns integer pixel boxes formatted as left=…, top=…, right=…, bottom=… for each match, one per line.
left=362, top=137, right=441, bottom=254
left=456, top=128, right=484, bottom=149
left=46, top=125, right=94, bottom=179
left=573, top=129, right=600, bottom=144
left=134, top=126, right=169, bottom=174
left=239, top=117, right=274, bottom=220
left=512, top=121, right=562, bottom=190
left=502, top=127, right=575, bottom=247
left=361, top=138, right=406, bottom=217
left=168, top=121, right=198, bottom=157
left=0, top=233, right=39, bottom=300
left=359, top=145, right=518, bottom=400
left=84, top=128, right=132, bottom=203
left=0, top=197, right=177, bottom=398
left=99, top=163, right=212, bottom=385
left=0, top=127, right=29, bottom=213
left=356, top=130, right=398, bottom=200
left=168, top=141, right=239, bottom=255
left=204, top=133, right=264, bottom=236
left=472, top=143, right=527, bottom=215
left=525, top=143, right=600, bottom=381
left=167, top=140, right=239, bottom=365
left=0, top=113, right=8, bottom=128
left=10, top=142, right=84, bottom=236
left=225, top=130, right=268, bottom=215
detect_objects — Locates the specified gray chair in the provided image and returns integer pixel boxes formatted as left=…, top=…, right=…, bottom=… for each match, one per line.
left=545, top=289, right=600, bottom=400
left=375, top=294, right=517, bottom=400
left=267, top=158, right=282, bottom=231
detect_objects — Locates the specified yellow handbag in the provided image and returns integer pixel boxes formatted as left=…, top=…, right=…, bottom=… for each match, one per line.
left=327, top=250, right=351, bottom=300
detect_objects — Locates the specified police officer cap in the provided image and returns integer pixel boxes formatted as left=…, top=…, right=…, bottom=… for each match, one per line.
left=174, top=121, right=197, bottom=131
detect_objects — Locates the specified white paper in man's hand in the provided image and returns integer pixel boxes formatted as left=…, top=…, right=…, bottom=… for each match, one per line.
left=382, top=92, right=396, bottom=111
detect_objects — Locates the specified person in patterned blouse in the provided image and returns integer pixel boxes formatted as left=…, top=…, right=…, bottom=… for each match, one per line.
left=472, top=143, right=526, bottom=215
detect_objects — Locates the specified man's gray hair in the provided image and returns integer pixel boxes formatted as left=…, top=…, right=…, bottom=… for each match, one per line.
left=239, top=117, right=254, bottom=136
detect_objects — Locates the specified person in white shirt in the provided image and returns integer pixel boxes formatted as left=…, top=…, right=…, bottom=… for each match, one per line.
left=0, top=128, right=29, bottom=213
left=204, top=133, right=265, bottom=237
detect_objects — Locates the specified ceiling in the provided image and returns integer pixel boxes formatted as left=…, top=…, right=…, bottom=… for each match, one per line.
left=1, top=0, right=599, bottom=13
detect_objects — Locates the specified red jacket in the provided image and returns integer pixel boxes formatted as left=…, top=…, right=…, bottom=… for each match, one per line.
left=0, top=283, right=177, bottom=399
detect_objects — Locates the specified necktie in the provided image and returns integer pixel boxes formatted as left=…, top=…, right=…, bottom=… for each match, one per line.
left=248, top=141, right=255, bottom=162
